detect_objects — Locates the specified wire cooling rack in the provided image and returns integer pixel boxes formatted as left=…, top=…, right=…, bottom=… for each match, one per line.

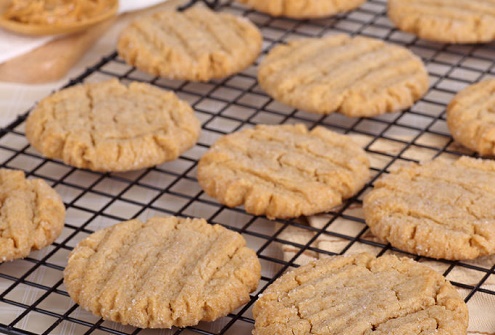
left=1, top=0, right=495, bottom=334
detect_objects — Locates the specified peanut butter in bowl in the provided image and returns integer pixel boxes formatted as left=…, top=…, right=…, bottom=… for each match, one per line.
left=0, top=0, right=118, bottom=35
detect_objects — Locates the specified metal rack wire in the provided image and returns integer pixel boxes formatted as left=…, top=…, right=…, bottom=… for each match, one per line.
left=1, top=0, right=494, bottom=334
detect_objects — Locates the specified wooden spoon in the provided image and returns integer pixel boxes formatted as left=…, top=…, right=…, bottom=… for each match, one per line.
left=0, top=0, right=118, bottom=36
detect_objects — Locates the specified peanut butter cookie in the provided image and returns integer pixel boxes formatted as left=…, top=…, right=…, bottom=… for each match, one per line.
left=388, top=0, right=495, bottom=44
left=197, top=124, right=370, bottom=219
left=447, top=79, right=495, bottom=156
left=25, top=79, right=200, bottom=172
left=64, top=216, right=261, bottom=329
left=0, top=169, right=65, bottom=262
left=253, top=253, right=468, bottom=335
left=117, top=5, right=262, bottom=82
left=364, top=156, right=495, bottom=260
left=258, top=34, right=429, bottom=117
left=235, top=0, right=365, bottom=19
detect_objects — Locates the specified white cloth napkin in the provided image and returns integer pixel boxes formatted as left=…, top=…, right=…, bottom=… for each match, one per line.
left=0, top=0, right=168, bottom=64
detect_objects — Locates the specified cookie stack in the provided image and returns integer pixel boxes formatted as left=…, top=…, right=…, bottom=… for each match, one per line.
left=4, top=0, right=495, bottom=333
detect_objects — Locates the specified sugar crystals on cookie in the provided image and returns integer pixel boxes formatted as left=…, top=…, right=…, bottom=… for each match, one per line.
left=25, top=79, right=201, bottom=172
left=364, top=156, right=495, bottom=260
left=0, top=168, right=65, bottom=262
left=447, top=79, right=495, bottom=156
left=253, top=253, right=468, bottom=334
left=197, top=124, right=370, bottom=219
left=388, top=0, right=495, bottom=44
left=118, top=5, right=262, bottom=82
left=64, top=216, right=261, bottom=328
left=258, top=34, right=429, bottom=117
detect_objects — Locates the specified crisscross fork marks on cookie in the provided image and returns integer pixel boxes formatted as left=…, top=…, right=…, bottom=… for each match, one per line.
left=25, top=79, right=200, bottom=172
left=363, top=157, right=495, bottom=260
left=258, top=34, right=428, bottom=117
left=117, top=5, right=262, bottom=81
left=0, top=169, right=65, bottom=262
left=197, top=124, right=370, bottom=219
left=447, top=79, right=495, bottom=156
left=253, top=253, right=468, bottom=335
left=64, top=216, right=261, bottom=329
left=388, top=0, right=495, bottom=43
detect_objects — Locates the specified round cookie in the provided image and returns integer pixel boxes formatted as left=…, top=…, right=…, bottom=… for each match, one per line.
left=25, top=79, right=200, bottom=172
left=197, top=124, right=370, bottom=219
left=258, top=34, right=429, bottom=117
left=117, top=5, right=262, bottom=82
left=388, top=0, right=495, bottom=44
left=0, top=169, right=65, bottom=262
left=253, top=253, right=468, bottom=335
left=447, top=79, right=495, bottom=156
left=363, top=156, right=495, bottom=260
left=235, top=0, right=366, bottom=19
left=63, top=216, right=261, bottom=329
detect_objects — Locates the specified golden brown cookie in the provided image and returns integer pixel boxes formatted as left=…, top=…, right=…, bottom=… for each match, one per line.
left=25, top=79, right=200, bottom=172
left=447, top=79, right=495, bottom=156
left=117, top=5, right=262, bottom=82
left=197, top=124, right=370, bottom=219
left=63, top=216, right=261, bottom=329
left=258, top=34, right=429, bottom=117
left=388, top=0, right=495, bottom=44
left=235, top=0, right=365, bottom=19
left=253, top=253, right=468, bottom=335
left=363, top=156, right=495, bottom=260
left=0, top=169, right=65, bottom=262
